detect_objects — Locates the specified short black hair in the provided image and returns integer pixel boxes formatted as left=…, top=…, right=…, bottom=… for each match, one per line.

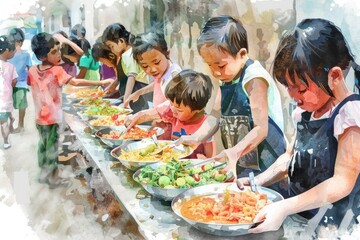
left=273, top=18, right=354, bottom=97
left=197, top=15, right=248, bottom=57
left=71, top=24, right=86, bottom=38
left=92, top=38, right=117, bottom=67
left=131, top=31, right=169, bottom=62
left=165, top=69, right=213, bottom=111
left=9, top=28, right=25, bottom=43
left=0, top=35, right=15, bottom=54
left=31, top=32, right=59, bottom=60
left=102, top=23, right=132, bottom=44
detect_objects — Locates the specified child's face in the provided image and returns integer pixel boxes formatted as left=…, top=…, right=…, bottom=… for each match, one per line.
left=138, top=49, right=169, bottom=80
left=46, top=44, right=62, bottom=65
left=4, top=49, right=15, bottom=60
left=285, top=70, right=331, bottom=112
left=169, top=100, right=201, bottom=122
left=199, top=44, right=244, bottom=83
left=106, top=40, right=125, bottom=57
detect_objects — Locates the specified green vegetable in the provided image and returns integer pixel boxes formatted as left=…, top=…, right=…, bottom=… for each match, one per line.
left=185, top=176, right=195, bottom=185
left=176, top=177, right=186, bottom=186
left=158, top=176, right=170, bottom=187
left=139, top=144, right=156, bottom=156
left=215, top=173, right=226, bottom=182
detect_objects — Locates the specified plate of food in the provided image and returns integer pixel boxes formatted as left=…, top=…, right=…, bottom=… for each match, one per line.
left=88, top=114, right=126, bottom=131
left=79, top=105, right=132, bottom=120
left=95, top=125, right=164, bottom=148
left=133, top=159, right=234, bottom=201
left=171, top=183, right=284, bottom=236
left=110, top=139, right=193, bottom=171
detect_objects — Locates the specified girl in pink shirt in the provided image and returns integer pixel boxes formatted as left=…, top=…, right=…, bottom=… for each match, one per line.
left=0, top=35, right=17, bottom=149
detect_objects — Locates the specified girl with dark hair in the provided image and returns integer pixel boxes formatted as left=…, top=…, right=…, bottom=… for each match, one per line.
left=237, top=18, right=360, bottom=235
left=102, top=23, right=151, bottom=113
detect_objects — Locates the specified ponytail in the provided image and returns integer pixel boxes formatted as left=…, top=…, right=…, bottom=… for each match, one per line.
left=353, top=62, right=360, bottom=93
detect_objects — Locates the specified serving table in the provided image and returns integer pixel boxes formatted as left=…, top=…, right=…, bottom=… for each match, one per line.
left=63, top=109, right=291, bottom=240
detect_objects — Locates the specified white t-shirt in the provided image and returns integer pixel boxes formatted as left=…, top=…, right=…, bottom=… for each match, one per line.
left=0, top=60, right=18, bottom=112
left=292, top=99, right=360, bottom=140
left=242, top=60, right=285, bottom=132
left=160, top=62, right=181, bottom=94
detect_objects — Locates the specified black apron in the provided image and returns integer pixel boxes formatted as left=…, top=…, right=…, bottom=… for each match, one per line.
left=289, top=94, right=360, bottom=226
left=116, top=60, right=152, bottom=114
left=220, top=59, right=286, bottom=178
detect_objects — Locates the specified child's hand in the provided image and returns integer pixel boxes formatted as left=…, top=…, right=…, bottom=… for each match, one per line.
left=104, top=81, right=117, bottom=95
left=213, top=151, right=236, bottom=181
left=124, top=93, right=139, bottom=108
left=236, top=177, right=251, bottom=190
left=248, top=201, right=287, bottom=234
left=174, top=135, right=200, bottom=150
left=101, top=78, right=115, bottom=87
left=53, top=33, right=68, bottom=45
left=124, top=113, right=140, bottom=129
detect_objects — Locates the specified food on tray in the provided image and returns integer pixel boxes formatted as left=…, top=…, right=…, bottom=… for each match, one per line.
left=83, top=105, right=126, bottom=117
left=98, top=126, right=158, bottom=140
left=69, top=87, right=105, bottom=98
left=89, top=115, right=125, bottom=127
left=134, top=159, right=227, bottom=189
left=119, top=142, right=191, bottom=162
left=76, top=97, right=111, bottom=107
left=180, top=189, right=269, bottom=224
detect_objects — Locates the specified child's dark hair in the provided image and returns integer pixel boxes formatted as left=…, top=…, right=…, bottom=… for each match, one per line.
left=71, top=24, right=86, bottom=38
left=102, top=23, right=133, bottom=44
left=273, top=18, right=359, bottom=97
left=92, top=38, right=117, bottom=67
left=197, top=15, right=248, bottom=57
left=31, top=32, right=59, bottom=60
left=131, top=31, right=169, bottom=62
left=0, top=35, right=15, bottom=54
left=80, top=39, right=91, bottom=56
left=9, top=28, right=25, bottom=43
left=165, top=69, right=213, bottom=111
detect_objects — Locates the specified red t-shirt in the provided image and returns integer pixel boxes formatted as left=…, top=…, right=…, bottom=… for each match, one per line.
left=28, top=65, right=72, bottom=125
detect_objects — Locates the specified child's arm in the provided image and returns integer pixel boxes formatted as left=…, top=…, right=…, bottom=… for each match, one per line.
left=249, top=126, right=360, bottom=233
left=68, top=77, right=113, bottom=87
left=203, top=141, right=216, bottom=158
left=216, top=78, right=269, bottom=175
left=53, top=33, right=84, bottom=56
left=124, top=107, right=161, bottom=129
left=124, top=75, right=136, bottom=103
left=76, top=68, right=87, bottom=79
left=124, top=82, right=154, bottom=108
left=12, top=78, right=17, bottom=88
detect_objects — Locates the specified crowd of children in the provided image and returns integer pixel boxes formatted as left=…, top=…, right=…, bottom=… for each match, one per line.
left=1, top=16, right=359, bottom=235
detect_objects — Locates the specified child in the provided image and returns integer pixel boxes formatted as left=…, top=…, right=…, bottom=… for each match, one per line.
left=237, top=18, right=360, bottom=235
left=8, top=28, right=32, bottom=133
left=0, top=35, right=17, bottom=149
left=183, top=16, right=287, bottom=184
left=124, top=31, right=182, bottom=139
left=76, top=38, right=100, bottom=81
left=28, top=32, right=113, bottom=187
left=102, top=23, right=151, bottom=113
left=92, top=39, right=124, bottom=99
left=125, top=69, right=215, bottom=158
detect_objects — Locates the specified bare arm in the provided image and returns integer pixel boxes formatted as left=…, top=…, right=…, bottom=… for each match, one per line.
left=124, top=107, right=161, bottom=129
left=124, top=75, right=136, bottom=102
left=53, top=33, right=84, bottom=56
left=124, top=82, right=154, bottom=108
left=76, top=67, right=87, bottom=79
left=12, top=78, right=17, bottom=88
left=250, top=126, right=360, bottom=233
left=223, top=78, right=269, bottom=162
left=68, top=78, right=113, bottom=87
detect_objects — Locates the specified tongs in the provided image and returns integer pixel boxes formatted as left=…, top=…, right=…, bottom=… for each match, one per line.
left=150, top=134, right=186, bottom=156
left=249, top=171, right=258, bottom=193
left=184, top=158, right=216, bottom=169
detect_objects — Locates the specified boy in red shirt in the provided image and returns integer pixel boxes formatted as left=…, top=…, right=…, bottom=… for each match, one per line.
left=125, top=69, right=215, bottom=158
left=28, top=32, right=113, bottom=188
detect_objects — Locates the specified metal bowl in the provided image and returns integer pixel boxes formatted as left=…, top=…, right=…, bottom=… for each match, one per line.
left=171, top=183, right=284, bottom=236
left=133, top=160, right=234, bottom=201
left=95, top=125, right=164, bottom=148
left=110, top=139, right=193, bottom=171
